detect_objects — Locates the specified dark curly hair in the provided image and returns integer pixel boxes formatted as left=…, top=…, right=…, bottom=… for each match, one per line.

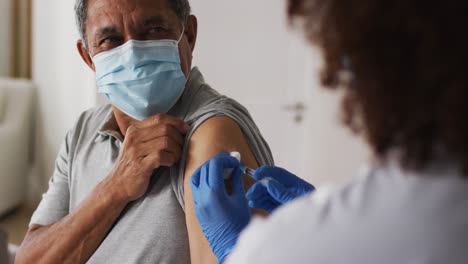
left=288, top=0, right=468, bottom=174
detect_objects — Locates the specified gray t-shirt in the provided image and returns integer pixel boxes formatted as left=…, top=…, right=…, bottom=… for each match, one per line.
left=30, top=67, right=274, bottom=263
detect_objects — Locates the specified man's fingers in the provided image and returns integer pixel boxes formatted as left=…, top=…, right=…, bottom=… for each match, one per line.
left=140, top=136, right=182, bottom=160
left=142, top=150, right=177, bottom=168
left=139, top=114, right=189, bottom=134
left=137, top=124, right=185, bottom=146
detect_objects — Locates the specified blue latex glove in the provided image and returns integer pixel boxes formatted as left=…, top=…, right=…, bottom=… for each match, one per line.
left=191, top=153, right=251, bottom=264
left=246, top=166, right=316, bottom=213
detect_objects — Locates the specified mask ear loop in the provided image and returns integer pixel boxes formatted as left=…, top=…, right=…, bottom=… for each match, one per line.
left=176, top=24, right=190, bottom=92
left=177, top=25, right=185, bottom=44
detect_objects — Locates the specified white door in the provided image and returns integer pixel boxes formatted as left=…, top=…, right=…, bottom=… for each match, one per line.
left=191, top=0, right=369, bottom=186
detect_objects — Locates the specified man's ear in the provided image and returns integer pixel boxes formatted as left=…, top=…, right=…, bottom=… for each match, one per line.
left=77, top=39, right=95, bottom=71
left=186, top=15, right=198, bottom=53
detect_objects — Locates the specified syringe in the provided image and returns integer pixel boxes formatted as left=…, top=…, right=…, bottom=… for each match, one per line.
left=240, top=164, right=256, bottom=178
left=224, top=152, right=256, bottom=179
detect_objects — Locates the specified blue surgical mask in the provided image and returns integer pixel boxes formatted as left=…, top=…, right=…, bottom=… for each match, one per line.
left=92, top=30, right=186, bottom=120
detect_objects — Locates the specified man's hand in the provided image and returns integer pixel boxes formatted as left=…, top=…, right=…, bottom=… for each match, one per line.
left=110, top=114, right=189, bottom=202
left=17, top=114, right=189, bottom=264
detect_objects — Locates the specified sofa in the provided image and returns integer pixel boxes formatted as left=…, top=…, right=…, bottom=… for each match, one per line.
left=0, top=227, right=15, bottom=264
left=0, top=78, right=34, bottom=216
left=0, top=227, right=8, bottom=263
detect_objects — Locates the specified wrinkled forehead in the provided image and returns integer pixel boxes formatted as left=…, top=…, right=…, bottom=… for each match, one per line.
left=86, top=0, right=179, bottom=32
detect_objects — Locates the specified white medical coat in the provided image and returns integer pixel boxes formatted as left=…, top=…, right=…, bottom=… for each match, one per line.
left=228, top=159, right=468, bottom=263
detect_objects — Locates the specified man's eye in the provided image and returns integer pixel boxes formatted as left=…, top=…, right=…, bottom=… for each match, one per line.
left=100, top=37, right=122, bottom=46
left=148, top=27, right=167, bottom=34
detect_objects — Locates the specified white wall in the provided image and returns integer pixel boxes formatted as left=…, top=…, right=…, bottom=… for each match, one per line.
left=191, top=0, right=369, bottom=186
left=0, top=0, right=11, bottom=76
left=32, top=0, right=96, bottom=189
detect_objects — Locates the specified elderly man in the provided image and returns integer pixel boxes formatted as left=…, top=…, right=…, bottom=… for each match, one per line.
left=16, top=0, right=272, bottom=263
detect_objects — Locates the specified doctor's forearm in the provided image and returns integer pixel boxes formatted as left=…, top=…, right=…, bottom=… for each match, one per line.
left=16, top=177, right=129, bottom=264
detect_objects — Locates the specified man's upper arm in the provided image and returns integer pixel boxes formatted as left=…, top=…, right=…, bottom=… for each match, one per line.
left=183, top=116, right=266, bottom=264
left=29, top=134, right=71, bottom=227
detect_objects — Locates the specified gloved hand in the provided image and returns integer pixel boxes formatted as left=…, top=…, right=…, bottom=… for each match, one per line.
left=246, top=166, right=316, bottom=213
left=191, top=153, right=251, bottom=264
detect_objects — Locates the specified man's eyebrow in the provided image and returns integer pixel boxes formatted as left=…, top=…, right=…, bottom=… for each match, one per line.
left=95, top=26, right=119, bottom=37
left=142, top=16, right=168, bottom=26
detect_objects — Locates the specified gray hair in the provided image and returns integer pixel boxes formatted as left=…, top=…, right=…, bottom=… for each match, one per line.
left=74, top=0, right=191, bottom=50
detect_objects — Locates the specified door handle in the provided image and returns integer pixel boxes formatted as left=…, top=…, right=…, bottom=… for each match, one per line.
left=283, top=102, right=306, bottom=123
left=283, top=102, right=306, bottom=112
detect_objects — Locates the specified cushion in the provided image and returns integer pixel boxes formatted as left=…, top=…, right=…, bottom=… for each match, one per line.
left=0, top=228, right=8, bottom=264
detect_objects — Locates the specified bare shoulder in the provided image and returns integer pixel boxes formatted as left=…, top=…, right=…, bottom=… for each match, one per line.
left=185, top=115, right=258, bottom=173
